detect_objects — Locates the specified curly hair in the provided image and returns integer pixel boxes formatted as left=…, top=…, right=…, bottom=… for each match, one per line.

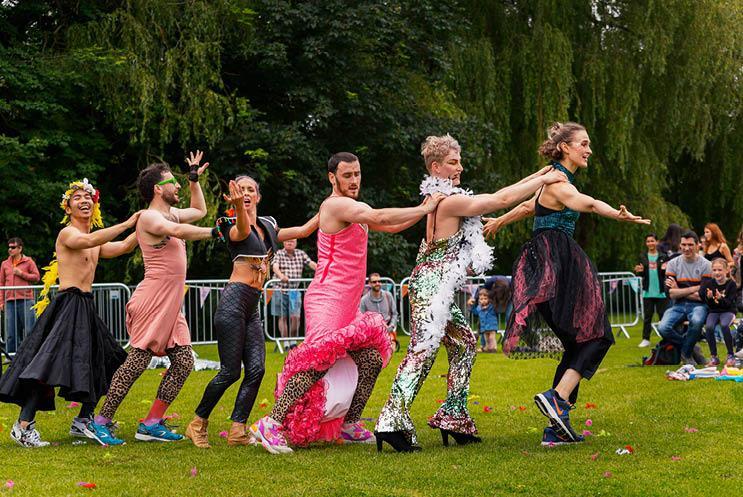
left=420, top=134, right=461, bottom=172
left=538, top=122, right=586, bottom=161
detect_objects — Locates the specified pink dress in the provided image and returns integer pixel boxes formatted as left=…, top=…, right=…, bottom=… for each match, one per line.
left=126, top=230, right=191, bottom=356
left=276, top=223, right=391, bottom=445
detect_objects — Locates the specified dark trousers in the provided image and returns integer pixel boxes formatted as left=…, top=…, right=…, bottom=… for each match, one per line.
left=642, top=297, right=668, bottom=340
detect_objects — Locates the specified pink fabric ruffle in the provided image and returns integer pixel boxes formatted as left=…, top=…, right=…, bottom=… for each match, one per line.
left=277, top=312, right=391, bottom=446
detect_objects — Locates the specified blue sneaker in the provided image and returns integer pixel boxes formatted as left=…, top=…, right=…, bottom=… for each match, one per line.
left=534, top=389, right=580, bottom=442
left=541, top=426, right=584, bottom=446
left=84, top=421, right=125, bottom=446
left=135, top=420, right=184, bottom=442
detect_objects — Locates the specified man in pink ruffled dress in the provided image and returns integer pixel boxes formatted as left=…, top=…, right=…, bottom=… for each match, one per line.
left=250, top=152, right=443, bottom=454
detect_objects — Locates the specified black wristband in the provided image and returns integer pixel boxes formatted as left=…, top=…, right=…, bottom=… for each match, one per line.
left=188, top=169, right=199, bottom=182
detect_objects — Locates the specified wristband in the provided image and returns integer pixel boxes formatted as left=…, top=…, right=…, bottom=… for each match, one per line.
left=188, top=166, right=199, bottom=182
left=211, top=227, right=221, bottom=240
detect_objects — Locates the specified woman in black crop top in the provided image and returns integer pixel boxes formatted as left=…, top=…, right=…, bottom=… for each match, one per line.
left=187, top=175, right=318, bottom=448
left=702, top=223, right=734, bottom=266
left=482, top=122, right=650, bottom=445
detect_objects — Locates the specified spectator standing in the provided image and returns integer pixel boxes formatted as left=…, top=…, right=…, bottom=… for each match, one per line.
left=703, top=223, right=734, bottom=266
left=634, top=233, right=669, bottom=348
left=658, top=231, right=712, bottom=365
left=658, top=223, right=682, bottom=259
left=469, top=288, right=499, bottom=352
left=699, top=258, right=737, bottom=367
left=271, top=239, right=317, bottom=341
left=0, top=238, right=40, bottom=353
left=360, top=272, right=398, bottom=335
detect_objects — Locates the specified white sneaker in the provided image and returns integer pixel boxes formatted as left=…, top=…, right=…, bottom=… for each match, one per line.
left=70, top=417, right=90, bottom=437
left=11, top=421, right=50, bottom=448
left=638, top=339, right=652, bottom=348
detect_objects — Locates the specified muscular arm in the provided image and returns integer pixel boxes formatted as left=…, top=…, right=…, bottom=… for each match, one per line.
left=59, top=217, right=136, bottom=250
left=173, top=180, right=207, bottom=224
left=669, top=285, right=701, bottom=300
left=140, top=210, right=214, bottom=241
left=439, top=174, right=550, bottom=218
left=327, top=197, right=428, bottom=229
left=100, top=232, right=139, bottom=259
left=277, top=214, right=319, bottom=242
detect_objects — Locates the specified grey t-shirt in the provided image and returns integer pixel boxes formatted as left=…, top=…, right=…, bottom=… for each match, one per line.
left=665, top=255, right=712, bottom=303
left=359, top=290, right=398, bottom=332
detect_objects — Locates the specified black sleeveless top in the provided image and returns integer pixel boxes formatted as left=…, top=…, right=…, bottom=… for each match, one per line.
left=217, top=215, right=280, bottom=262
left=704, top=248, right=724, bottom=261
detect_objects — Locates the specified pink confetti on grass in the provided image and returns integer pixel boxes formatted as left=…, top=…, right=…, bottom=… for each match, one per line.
left=585, top=419, right=593, bottom=427
left=684, top=427, right=699, bottom=433
left=190, top=467, right=198, bottom=477
left=590, top=452, right=599, bottom=461
left=219, top=431, right=228, bottom=438
left=583, top=430, right=593, bottom=437
left=603, top=471, right=613, bottom=478
left=671, top=456, right=682, bottom=461
left=66, top=402, right=81, bottom=408
left=5, top=480, right=14, bottom=489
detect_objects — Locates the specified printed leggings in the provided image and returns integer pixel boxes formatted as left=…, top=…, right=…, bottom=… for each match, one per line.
left=270, top=348, right=383, bottom=424
left=194, top=283, right=264, bottom=423
left=99, top=345, right=194, bottom=420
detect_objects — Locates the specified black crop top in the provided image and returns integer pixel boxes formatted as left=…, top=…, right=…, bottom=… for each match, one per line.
left=217, top=215, right=280, bottom=262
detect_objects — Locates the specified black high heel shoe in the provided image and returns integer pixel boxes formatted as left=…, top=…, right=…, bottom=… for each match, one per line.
left=439, top=429, right=482, bottom=447
left=374, top=431, right=422, bottom=453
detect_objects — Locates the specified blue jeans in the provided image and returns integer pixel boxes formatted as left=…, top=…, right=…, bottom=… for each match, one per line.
left=4, top=299, right=36, bottom=353
left=657, top=302, right=707, bottom=357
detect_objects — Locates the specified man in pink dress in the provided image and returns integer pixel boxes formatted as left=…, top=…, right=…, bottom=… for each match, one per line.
left=250, top=152, right=443, bottom=454
left=86, top=152, right=219, bottom=445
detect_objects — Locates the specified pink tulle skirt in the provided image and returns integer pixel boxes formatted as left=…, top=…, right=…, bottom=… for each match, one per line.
left=276, top=312, right=391, bottom=446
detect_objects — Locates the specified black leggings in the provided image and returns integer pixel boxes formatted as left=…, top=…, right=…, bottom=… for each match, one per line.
left=537, top=302, right=614, bottom=404
left=195, top=283, right=264, bottom=424
left=20, top=387, right=95, bottom=422
left=642, top=297, right=668, bottom=340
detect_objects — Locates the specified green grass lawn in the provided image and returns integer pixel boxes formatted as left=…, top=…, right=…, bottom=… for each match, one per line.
left=0, top=327, right=740, bottom=496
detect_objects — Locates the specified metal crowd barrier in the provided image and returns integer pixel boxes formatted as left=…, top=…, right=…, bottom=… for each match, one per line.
left=182, top=279, right=231, bottom=345
left=0, top=283, right=132, bottom=352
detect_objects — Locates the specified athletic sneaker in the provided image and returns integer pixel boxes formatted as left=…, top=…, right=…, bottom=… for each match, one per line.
left=706, top=356, right=720, bottom=367
left=534, top=389, right=580, bottom=442
left=70, top=417, right=90, bottom=438
left=638, top=339, right=651, bottom=348
left=340, top=422, right=376, bottom=444
left=725, top=355, right=736, bottom=367
left=135, top=420, right=184, bottom=442
left=85, top=421, right=125, bottom=446
left=541, top=426, right=584, bottom=446
left=249, top=416, right=293, bottom=454
left=10, top=421, right=50, bottom=448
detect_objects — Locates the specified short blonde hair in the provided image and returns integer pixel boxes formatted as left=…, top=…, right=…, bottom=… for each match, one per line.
left=421, top=134, right=461, bottom=172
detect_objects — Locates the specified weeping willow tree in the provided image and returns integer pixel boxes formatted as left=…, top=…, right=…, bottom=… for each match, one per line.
left=450, top=0, right=741, bottom=271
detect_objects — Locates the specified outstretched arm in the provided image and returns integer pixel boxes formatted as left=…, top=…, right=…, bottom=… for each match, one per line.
left=59, top=211, right=141, bottom=250
left=277, top=214, right=320, bottom=242
left=439, top=168, right=565, bottom=218
left=482, top=196, right=536, bottom=239
left=551, top=183, right=651, bottom=224
left=173, top=150, right=209, bottom=224
left=100, top=232, right=139, bottom=259
left=222, top=180, right=251, bottom=242
left=325, top=194, right=444, bottom=232
left=369, top=195, right=443, bottom=233
left=139, top=210, right=215, bottom=241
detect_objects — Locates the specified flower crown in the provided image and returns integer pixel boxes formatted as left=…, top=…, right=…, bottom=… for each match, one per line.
left=59, top=178, right=104, bottom=228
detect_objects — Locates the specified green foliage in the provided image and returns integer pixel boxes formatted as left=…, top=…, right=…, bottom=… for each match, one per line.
left=0, top=0, right=740, bottom=281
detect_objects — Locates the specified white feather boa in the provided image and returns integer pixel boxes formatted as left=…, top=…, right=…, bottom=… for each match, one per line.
left=414, top=176, right=494, bottom=352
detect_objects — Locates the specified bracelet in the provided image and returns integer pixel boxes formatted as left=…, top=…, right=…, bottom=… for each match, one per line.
left=211, top=227, right=221, bottom=240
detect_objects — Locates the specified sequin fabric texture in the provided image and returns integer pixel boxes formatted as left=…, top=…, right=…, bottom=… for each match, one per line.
left=376, top=230, right=477, bottom=444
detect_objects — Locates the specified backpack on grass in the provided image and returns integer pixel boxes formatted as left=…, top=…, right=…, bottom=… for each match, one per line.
left=643, top=339, right=680, bottom=366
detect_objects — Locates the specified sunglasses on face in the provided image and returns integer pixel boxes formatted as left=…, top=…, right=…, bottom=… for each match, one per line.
left=8, top=246, right=18, bottom=250
left=370, top=280, right=381, bottom=284
left=157, top=177, right=179, bottom=186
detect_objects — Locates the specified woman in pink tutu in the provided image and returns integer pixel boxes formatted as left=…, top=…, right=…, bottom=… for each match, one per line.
left=250, top=152, right=443, bottom=454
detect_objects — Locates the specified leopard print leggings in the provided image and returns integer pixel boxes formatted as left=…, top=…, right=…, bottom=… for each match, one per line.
left=271, top=347, right=383, bottom=424
left=99, top=345, right=194, bottom=420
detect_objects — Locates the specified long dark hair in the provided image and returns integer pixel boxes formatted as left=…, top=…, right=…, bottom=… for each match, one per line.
left=659, top=223, right=682, bottom=254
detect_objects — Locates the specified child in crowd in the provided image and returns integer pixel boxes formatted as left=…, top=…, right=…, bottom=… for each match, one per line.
left=700, top=258, right=738, bottom=367
left=470, top=288, right=499, bottom=352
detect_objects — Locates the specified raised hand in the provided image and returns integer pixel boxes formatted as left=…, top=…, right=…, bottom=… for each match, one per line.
left=186, top=150, right=210, bottom=179
left=482, top=216, right=503, bottom=239
left=222, top=180, right=246, bottom=208
left=617, top=205, right=651, bottom=225
left=421, top=192, right=446, bottom=214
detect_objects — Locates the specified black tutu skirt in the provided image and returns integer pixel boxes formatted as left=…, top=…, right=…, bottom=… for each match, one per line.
left=0, top=287, right=127, bottom=410
left=504, top=229, right=614, bottom=359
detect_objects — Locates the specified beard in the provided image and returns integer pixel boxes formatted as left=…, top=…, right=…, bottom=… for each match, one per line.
left=162, top=190, right=179, bottom=206
left=338, top=184, right=359, bottom=199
